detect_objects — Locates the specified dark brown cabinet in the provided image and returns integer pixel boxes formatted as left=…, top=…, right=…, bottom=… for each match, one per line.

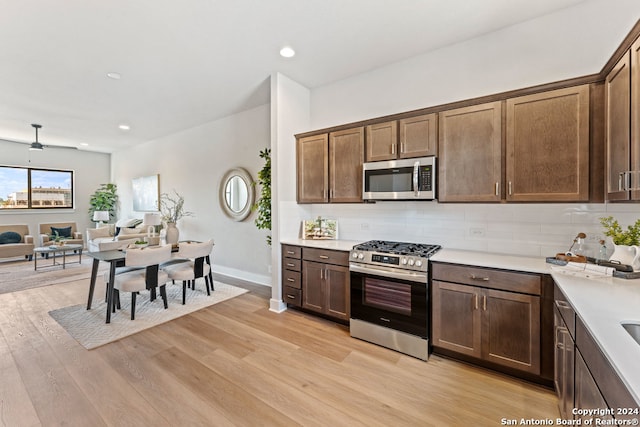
left=606, top=37, right=640, bottom=201
left=281, top=244, right=350, bottom=322
left=574, top=351, right=612, bottom=423
left=506, top=85, right=590, bottom=201
left=297, top=128, right=364, bottom=203
left=302, top=248, right=350, bottom=321
left=365, top=114, right=437, bottom=162
left=554, top=288, right=575, bottom=420
left=432, top=263, right=542, bottom=375
left=438, top=102, right=502, bottom=202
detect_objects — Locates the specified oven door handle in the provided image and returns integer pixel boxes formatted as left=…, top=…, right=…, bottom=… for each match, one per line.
left=350, top=263, right=427, bottom=283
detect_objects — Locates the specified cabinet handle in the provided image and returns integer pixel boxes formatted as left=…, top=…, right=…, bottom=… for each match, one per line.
left=391, top=144, right=395, bottom=154
left=329, top=189, right=334, bottom=199
left=470, top=274, right=489, bottom=281
left=474, top=294, right=478, bottom=310
left=286, top=263, right=295, bottom=267
left=286, top=251, right=295, bottom=255
left=495, top=182, right=499, bottom=196
left=483, top=295, right=487, bottom=311
left=320, top=269, right=324, bottom=279
left=508, top=181, right=512, bottom=196
left=287, top=278, right=295, bottom=282
left=286, top=294, right=296, bottom=299
left=319, top=255, right=329, bottom=259
left=555, top=300, right=571, bottom=310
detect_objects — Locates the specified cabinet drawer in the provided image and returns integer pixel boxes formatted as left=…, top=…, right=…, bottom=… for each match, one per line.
left=283, top=257, right=301, bottom=271
left=282, top=245, right=302, bottom=259
left=303, top=247, right=349, bottom=266
left=282, top=270, right=301, bottom=289
left=432, top=263, right=541, bottom=295
left=283, top=286, right=301, bottom=306
left=554, top=284, right=575, bottom=339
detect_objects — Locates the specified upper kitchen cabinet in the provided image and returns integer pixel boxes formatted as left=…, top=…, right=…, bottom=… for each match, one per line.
left=297, top=134, right=329, bottom=203
left=438, top=102, right=502, bottom=202
left=365, top=114, right=437, bottom=162
left=297, top=127, right=364, bottom=203
left=506, top=85, right=590, bottom=202
left=606, top=37, right=640, bottom=201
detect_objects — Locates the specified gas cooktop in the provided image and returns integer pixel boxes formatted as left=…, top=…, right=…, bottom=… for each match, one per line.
left=352, top=240, right=441, bottom=258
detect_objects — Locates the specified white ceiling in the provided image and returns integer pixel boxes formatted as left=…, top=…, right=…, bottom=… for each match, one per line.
left=0, top=0, right=588, bottom=153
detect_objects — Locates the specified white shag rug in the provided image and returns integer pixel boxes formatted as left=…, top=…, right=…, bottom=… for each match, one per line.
left=49, top=280, right=247, bottom=349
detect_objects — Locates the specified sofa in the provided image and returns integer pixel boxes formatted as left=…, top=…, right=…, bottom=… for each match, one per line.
left=0, top=224, right=35, bottom=260
left=86, top=220, right=150, bottom=252
left=38, top=222, right=84, bottom=247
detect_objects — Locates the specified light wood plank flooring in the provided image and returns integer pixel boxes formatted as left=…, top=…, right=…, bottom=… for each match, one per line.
left=0, top=274, right=560, bottom=426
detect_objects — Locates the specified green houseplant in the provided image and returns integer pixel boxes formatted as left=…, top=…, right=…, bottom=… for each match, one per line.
left=600, top=216, right=640, bottom=246
left=88, top=183, right=118, bottom=223
left=252, top=148, right=271, bottom=245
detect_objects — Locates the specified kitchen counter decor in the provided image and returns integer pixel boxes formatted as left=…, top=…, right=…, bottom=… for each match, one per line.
left=302, top=216, right=337, bottom=240
left=600, top=216, right=640, bottom=271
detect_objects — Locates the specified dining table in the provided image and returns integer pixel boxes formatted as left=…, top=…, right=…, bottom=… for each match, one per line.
left=86, top=243, right=212, bottom=323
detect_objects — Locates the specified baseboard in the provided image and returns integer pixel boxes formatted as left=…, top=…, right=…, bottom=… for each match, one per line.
left=212, top=265, right=271, bottom=287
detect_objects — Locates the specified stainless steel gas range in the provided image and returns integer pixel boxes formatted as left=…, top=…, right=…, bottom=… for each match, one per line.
left=349, top=240, right=441, bottom=361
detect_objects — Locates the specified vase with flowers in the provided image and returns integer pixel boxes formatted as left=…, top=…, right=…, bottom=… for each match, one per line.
left=600, top=216, right=640, bottom=270
left=160, top=190, right=193, bottom=244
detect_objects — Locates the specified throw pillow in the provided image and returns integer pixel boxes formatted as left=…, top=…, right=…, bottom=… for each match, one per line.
left=0, top=231, right=22, bottom=244
left=50, top=226, right=72, bottom=238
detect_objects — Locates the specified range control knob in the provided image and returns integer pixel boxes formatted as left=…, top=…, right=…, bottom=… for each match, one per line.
left=402, top=257, right=408, bottom=265
left=415, top=260, right=423, bottom=267
left=352, top=252, right=359, bottom=259
left=358, top=253, right=364, bottom=260
left=408, top=258, right=415, bottom=266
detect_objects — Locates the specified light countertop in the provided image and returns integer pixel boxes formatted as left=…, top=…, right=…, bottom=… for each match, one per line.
left=280, top=238, right=362, bottom=252
left=431, top=248, right=640, bottom=405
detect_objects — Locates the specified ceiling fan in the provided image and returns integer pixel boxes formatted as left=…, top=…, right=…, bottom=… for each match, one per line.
left=4, top=123, right=78, bottom=151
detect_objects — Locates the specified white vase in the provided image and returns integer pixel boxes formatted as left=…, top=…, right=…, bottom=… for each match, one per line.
left=610, top=244, right=640, bottom=270
left=165, top=222, right=179, bottom=245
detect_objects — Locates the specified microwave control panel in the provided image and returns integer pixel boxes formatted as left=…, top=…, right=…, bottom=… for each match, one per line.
left=418, top=165, right=433, bottom=191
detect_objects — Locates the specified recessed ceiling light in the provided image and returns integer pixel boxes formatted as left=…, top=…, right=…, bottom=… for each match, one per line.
left=106, top=72, right=122, bottom=80
left=118, top=124, right=130, bottom=131
left=279, top=46, right=295, bottom=58
left=80, top=143, right=89, bottom=146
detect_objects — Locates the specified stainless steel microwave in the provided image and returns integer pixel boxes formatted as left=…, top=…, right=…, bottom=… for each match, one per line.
left=363, top=156, right=436, bottom=201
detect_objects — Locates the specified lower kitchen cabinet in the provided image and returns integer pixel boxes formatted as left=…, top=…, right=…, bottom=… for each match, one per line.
left=554, top=291, right=575, bottom=420
left=574, top=350, right=612, bottom=423
left=281, top=244, right=350, bottom=322
left=432, top=262, right=549, bottom=380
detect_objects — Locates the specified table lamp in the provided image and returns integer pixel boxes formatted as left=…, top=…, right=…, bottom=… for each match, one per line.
left=143, top=212, right=162, bottom=237
left=93, top=211, right=109, bottom=228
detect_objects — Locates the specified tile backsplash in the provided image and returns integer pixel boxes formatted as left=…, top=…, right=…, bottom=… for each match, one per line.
left=280, top=201, right=640, bottom=259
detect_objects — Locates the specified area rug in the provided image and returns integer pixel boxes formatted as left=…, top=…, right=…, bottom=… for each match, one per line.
left=0, top=257, right=106, bottom=295
left=48, top=280, right=247, bottom=350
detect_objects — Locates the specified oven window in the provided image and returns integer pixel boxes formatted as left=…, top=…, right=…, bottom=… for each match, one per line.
left=363, top=277, right=411, bottom=315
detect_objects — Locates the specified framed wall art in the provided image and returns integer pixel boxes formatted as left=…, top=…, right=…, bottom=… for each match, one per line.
left=132, top=174, right=159, bottom=212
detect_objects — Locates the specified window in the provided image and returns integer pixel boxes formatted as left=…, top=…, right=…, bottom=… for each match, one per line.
left=0, top=166, right=74, bottom=209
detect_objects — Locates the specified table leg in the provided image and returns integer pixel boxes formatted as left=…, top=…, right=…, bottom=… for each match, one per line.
left=87, top=258, right=100, bottom=309
left=34, top=252, right=37, bottom=271
left=106, top=261, right=117, bottom=324
left=62, top=251, right=66, bottom=269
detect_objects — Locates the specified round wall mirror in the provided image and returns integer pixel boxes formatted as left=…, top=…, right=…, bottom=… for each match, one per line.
left=219, top=168, right=254, bottom=221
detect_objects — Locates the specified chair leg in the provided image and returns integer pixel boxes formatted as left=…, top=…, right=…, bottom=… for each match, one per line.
left=204, top=276, right=211, bottom=295
left=150, top=287, right=157, bottom=301
left=160, top=285, right=168, bottom=309
left=131, top=292, right=136, bottom=320
left=208, top=271, right=214, bottom=291
left=182, top=280, right=187, bottom=305
left=115, top=289, right=121, bottom=309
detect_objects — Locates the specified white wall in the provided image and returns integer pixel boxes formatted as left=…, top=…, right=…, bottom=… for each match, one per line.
left=0, top=139, right=110, bottom=245
left=111, top=104, right=271, bottom=285
left=275, top=1, right=640, bottom=261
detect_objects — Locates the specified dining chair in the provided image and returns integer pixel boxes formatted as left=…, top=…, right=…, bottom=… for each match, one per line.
left=113, top=244, right=172, bottom=320
left=163, top=239, right=214, bottom=304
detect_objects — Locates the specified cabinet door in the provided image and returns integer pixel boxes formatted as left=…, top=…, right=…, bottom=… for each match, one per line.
left=325, top=264, right=350, bottom=320
left=606, top=51, right=631, bottom=201
left=399, top=113, right=437, bottom=158
left=329, top=127, right=364, bottom=203
left=302, top=261, right=325, bottom=313
left=438, top=102, right=502, bottom=202
left=297, top=134, right=328, bottom=203
left=632, top=38, right=640, bottom=200
left=366, top=121, right=397, bottom=162
left=506, top=85, right=590, bottom=201
left=432, top=281, right=481, bottom=358
left=483, top=288, right=541, bottom=374
left=554, top=307, right=575, bottom=419
left=575, top=351, right=613, bottom=423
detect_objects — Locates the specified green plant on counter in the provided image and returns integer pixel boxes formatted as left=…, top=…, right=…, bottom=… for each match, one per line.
left=252, top=148, right=271, bottom=245
left=600, top=216, right=640, bottom=246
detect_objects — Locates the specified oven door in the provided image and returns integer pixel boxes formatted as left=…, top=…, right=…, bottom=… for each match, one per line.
left=350, top=264, right=428, bottom=338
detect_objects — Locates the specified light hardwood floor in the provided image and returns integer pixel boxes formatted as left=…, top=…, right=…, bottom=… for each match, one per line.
left=0, top=274, right=560, bottom=426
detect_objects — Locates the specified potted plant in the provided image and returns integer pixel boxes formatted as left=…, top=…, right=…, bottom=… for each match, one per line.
left=600, top=216, right=640, bottom=269
left=252, top=148, right=271, bottom=245
left=89, top=183, right=118, bottom=223
left=160, top=190, right=193, bottom=244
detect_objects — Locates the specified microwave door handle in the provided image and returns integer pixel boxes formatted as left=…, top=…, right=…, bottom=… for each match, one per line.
left=413, top=161, right=420, bottom=196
